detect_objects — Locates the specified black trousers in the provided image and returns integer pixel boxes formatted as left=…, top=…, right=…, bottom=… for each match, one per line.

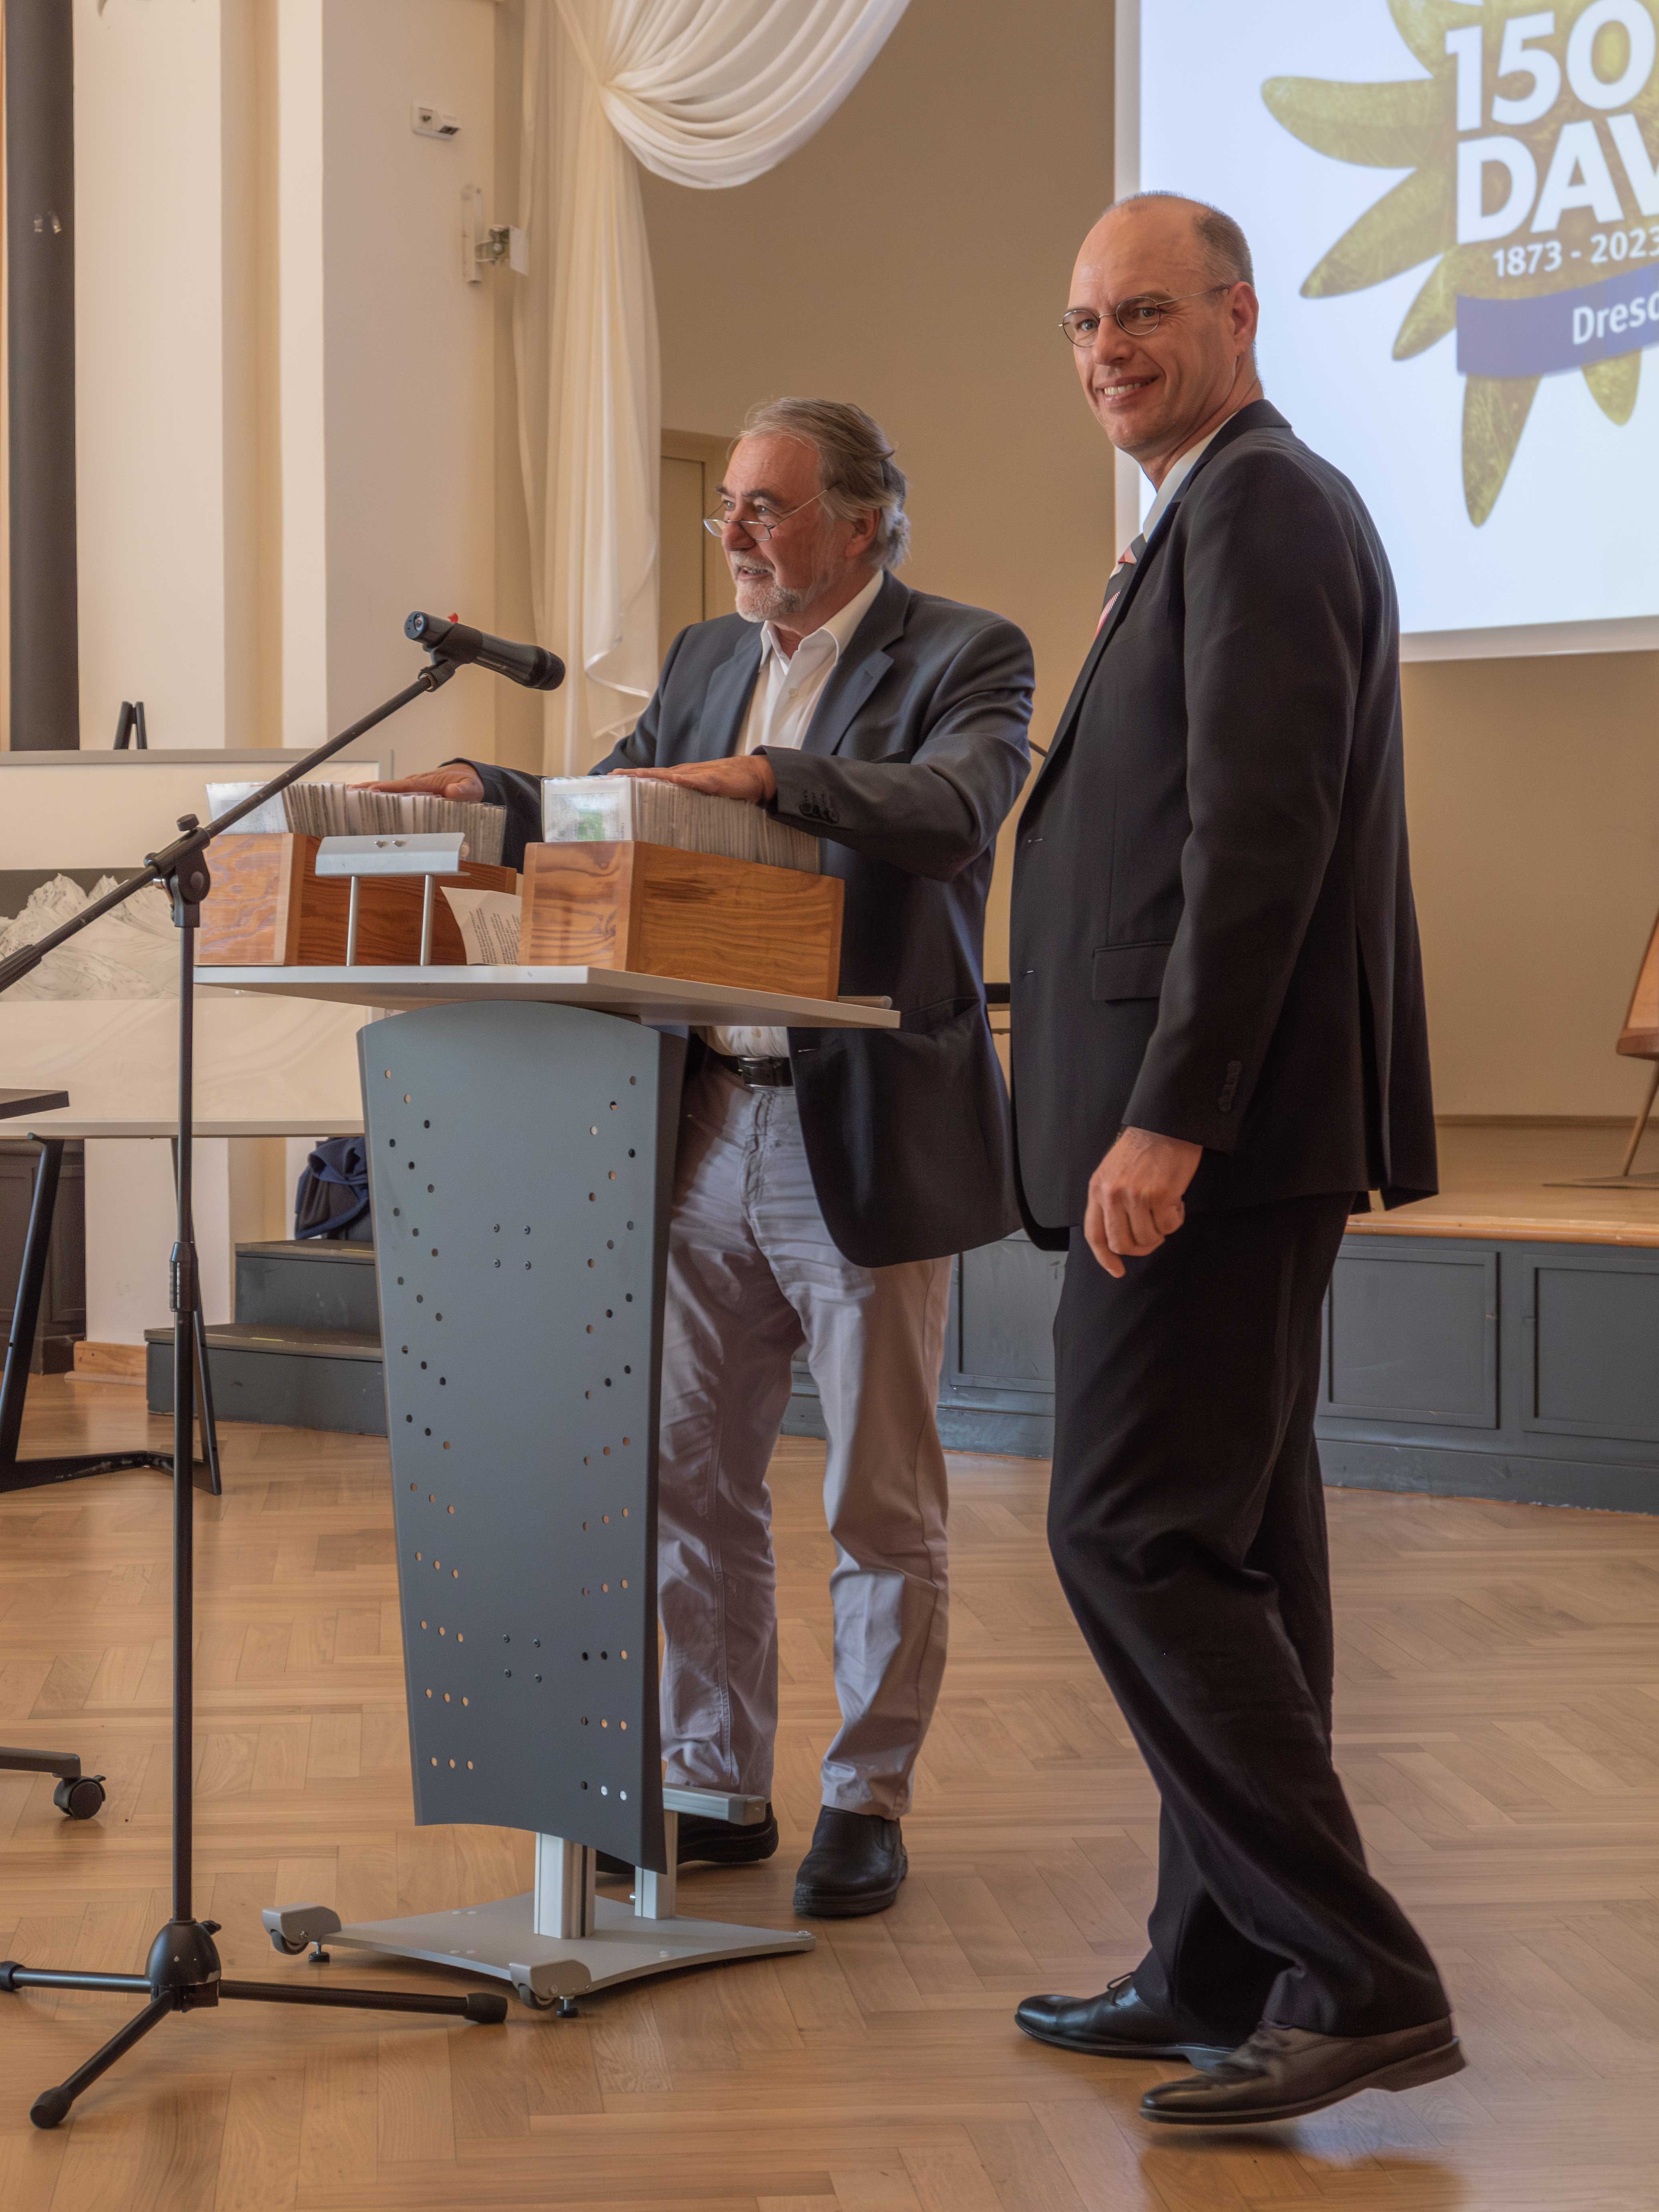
left=1048, top=1194, right=1447, bottom=2041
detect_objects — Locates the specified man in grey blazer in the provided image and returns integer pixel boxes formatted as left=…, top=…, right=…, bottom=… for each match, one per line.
left=375, top=399, right=1032, bottom=1916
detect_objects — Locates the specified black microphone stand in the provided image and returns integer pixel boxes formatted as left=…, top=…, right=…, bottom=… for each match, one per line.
left=0, top=654, right=510, bottom=2132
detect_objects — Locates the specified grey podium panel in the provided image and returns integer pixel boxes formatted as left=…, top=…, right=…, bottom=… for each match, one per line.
left=361, top=1001, right=683, bottom=1874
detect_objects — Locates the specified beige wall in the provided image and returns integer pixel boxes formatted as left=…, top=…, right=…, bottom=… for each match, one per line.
left=641, top=0, right=1119, bottom=981
left=643, top=0, right=1659, bottom=1117
left=1403, top=654, right=1659, bottom=1118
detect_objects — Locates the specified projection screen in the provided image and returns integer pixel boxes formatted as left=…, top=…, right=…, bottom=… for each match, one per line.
left=1119, top=0, right=1659, bottom=657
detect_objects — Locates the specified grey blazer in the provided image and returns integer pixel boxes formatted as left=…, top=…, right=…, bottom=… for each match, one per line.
left=468, top=571, right=1033, bottom=1266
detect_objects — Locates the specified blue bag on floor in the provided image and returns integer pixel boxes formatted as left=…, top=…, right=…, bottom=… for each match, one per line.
left=294, top=1137, right=372, bottom=1242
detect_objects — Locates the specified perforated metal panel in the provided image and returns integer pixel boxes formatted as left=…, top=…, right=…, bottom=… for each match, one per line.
left=360, top=1001, right=683, bottom=1873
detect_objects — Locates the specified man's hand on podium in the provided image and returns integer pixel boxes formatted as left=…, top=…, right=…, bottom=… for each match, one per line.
left=611, top=756, right=777, bottom=806
left=356, top=766, right=486, bottom=803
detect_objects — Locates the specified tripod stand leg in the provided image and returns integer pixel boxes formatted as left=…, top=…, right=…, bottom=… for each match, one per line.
left=192, top=1304, right=223, bottom=1496
left=171, top=1137, right=224, bottom=1496
left=220, top=1978, right=507, bottom=2023
left=29, top=1989, right=177, bottom=2129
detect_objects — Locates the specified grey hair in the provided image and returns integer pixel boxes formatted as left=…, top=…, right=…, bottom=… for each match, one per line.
left=736, top=397, right=910, bottom=571
left=1109, top=191, right=1255, bottom=290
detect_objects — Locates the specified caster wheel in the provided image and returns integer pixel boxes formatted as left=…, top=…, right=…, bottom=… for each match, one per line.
left=512, top=1981, right=557, bottom=2010
left=269, top=1931, right=307, bottom=1956
left=52, top=1776, right=105, bottom=1821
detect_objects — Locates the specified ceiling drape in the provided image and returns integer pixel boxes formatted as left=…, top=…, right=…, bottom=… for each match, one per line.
left=514, top=0, right=911, bottom=772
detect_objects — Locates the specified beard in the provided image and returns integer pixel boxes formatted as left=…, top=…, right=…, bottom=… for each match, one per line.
left=730, top=551, right=838, bottom=626
left=733, top=571, right=809, bottom=624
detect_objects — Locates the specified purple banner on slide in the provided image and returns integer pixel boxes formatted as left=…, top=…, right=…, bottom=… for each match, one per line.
left=1457, top=265, right=1659, bottom=378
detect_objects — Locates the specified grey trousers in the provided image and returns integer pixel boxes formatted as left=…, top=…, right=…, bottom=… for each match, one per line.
left=657, top=1062, right=953, bottom=1817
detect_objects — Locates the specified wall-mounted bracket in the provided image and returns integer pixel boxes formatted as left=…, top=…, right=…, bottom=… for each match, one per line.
left=462, top=185, right=526, bottom=282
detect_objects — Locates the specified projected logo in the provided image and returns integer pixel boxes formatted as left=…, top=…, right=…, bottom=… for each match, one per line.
left=1266, top=0, right=1659, bottom=521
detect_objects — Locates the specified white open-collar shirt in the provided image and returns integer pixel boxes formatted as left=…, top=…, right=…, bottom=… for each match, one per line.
left=708, top=568, right=885, bottom=1061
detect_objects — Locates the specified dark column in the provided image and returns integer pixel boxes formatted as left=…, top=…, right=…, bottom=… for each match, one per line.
left=6, top=0, right=79, bottom=750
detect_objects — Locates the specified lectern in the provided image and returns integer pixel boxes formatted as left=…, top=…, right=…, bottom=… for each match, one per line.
left=200, top=963, right=897, bottom=2007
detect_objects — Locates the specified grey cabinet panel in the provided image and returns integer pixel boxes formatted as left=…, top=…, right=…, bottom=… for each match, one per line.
left=951, top=1233, right=1065, bottom=1392
left=1526, top=1256, right=1659, bottom=1444
left=1324, top=1246, right=1497, bottom=1430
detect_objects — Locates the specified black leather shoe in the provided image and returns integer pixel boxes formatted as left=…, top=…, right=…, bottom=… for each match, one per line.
left=1141, top=2017, right=1465, bottom=2126
left=1016, top=1974, right=1232, bottom=2064
left=595, top=1803, right=778, bottom=1881
left=791, top=1807, right=906, bottom=1918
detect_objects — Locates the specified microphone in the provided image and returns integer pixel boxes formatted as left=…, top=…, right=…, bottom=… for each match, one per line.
left=405, top=611, right=566, bottom=692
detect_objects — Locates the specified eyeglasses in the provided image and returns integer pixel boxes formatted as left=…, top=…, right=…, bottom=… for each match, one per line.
left=702, top=491, right=826, bottom=542
left=1059, top=285, right=1232, bottom=347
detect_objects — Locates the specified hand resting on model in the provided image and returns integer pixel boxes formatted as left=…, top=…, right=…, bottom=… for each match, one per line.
left=357, top=765, right=486, bottom=803
left=359, top=756, right=779, bottom=809
left=611, top=756, right=778, bottom=806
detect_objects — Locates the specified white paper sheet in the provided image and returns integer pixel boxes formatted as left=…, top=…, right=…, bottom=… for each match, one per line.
left=440, top=887, right=522, bottom=964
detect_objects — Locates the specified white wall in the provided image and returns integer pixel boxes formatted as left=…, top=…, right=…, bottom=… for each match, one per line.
left=74, top=0, right=249, bottom=751
left=62, top=0, right=513, bottom=1342
left=277, top=0, right=503, bottom=772
left=76, top=0, right=506, bottom=770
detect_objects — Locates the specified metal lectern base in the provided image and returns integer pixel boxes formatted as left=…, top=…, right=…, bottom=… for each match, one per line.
left=263, top=1797, right=814, bottom=2009
left=264, top=1891, right=813, bottom=2008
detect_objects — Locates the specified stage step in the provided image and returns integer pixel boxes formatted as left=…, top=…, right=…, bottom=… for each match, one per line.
left=235, top=1238, right=380, bottom=1334
left=145, top=1238, right=387, bottom=1436
left=145, top=1321, right=387, bottom=1436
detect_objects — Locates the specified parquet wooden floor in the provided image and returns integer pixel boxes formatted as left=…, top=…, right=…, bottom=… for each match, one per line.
left=2, top=1378, right=1658, bottom=2210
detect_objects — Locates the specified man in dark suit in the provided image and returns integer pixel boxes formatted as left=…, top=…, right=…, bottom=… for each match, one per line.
left=374, top=399, right=1032, bottom=1917
left=1008, top=195, right=1461, bottom=2124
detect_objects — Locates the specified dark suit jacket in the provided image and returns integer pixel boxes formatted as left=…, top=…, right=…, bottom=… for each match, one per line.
left=1009, top=399, right=1436, bottom=1249
left=468, top=571, right=1033, bottom=1268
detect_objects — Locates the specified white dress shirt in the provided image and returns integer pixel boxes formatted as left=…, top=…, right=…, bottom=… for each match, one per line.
left=708, top=569, right=885, bottom=1062
left=1140, top=423, right=1222, bottom=542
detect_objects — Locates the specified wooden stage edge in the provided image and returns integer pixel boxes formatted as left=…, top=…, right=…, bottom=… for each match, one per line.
left=1352, top=1117, right=1659, bottom=1247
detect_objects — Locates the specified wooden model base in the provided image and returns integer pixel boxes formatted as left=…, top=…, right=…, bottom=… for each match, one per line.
left=518, top=842, right=843, bottom=1002
left=199, top=834, right=517, bottom=967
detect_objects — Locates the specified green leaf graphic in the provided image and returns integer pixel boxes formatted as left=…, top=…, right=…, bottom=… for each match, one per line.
left=1303, top=167, right=1455, bottom=296
left=1395, top=257, right=1460, bottom=356
left=1262, top=77, right=1441, bottom=166
left=1584, top=351, right=1641, bottom=424
left=1463, top=374, right=1540, bottom=524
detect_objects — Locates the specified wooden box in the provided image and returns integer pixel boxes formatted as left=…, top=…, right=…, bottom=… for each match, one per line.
left=198, top=833, right=518, bottom=967
left=519, top=841, right=844, bottom=1000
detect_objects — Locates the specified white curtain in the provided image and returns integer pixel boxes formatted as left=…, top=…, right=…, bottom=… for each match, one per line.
left=515, top=0, right=911, bottom=772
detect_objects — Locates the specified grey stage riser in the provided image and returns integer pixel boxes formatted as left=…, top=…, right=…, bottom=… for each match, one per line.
left=235, top=1241, right=380, bottom=1334
left=146, top=1330, right=387, bottom=1436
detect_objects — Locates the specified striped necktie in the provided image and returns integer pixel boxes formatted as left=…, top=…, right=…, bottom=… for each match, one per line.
left=1096, top=532, right=1147, bottom=634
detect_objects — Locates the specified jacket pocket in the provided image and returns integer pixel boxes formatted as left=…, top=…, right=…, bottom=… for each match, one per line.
left=900, top=994, right=982, bottom=1034
left=1091, top=942, right=1172, bottom=1002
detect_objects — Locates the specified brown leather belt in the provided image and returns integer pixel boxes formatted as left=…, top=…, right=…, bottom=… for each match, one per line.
left=712, top=1052, right=793, bottom=1089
